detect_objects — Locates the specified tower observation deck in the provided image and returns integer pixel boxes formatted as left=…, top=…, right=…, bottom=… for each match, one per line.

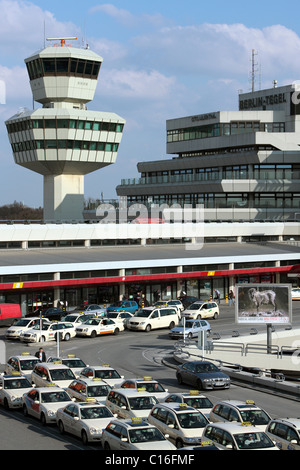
left=5, top=38, right=126, bottom=221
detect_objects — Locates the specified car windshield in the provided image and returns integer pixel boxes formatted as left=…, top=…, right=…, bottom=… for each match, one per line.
left=94, top=370, right=121, bottom=379
left=32, top=323, right=50, bottom=331
left=62, top=359, right=86, bottom=368
left=180, top=320, right=197, bottom=328
left=19, top=359, right=39, bottom=370
left=194, top=363, right=219, bottom=373
left=41, top=391, right=71, bottom=403
left=186, top=304, right=201, bottom=310
left=239, top=409, right=270, bottom=425
left=106, top=312, right=118, bottom=318
left=133, top=310, right=152, bottom=318
left=87, top=384, right=112, bottom=397
left=128, top=396, right=159, bottom=410
left=80, top=406, right=113, bottom=420
left=49, top=369, right=75, bottom=381
left=83, top=319, right=100, bottom=325
left=234, top=431, right=275, bottom=449
left=13, top=319, right=31, bottom=327
left=178, top=411, right=208, bottom=428
left=110, top=301, right=123, bottom=307
left=184, top=397, right=213, bottom=409
left=4, top=378, right=32, bottom=389
left=63, top=315, right=78, bottom=322
left=129, top=427, right=165, bottom=443
left=140, top=382, right=166, bottom=393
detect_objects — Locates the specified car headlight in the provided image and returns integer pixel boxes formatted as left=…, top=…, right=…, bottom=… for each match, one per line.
left=47, top=410, right=56, bottom=417
left=90, top=427, right=101, bottom=435
left=203, top=378, right=213, bottom=383
left=11, top=396, right=20, bottom=402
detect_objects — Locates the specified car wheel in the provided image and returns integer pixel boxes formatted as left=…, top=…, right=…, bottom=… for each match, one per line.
left=91, top=330, right=97, bottom=338
left=3, top=398, right=9, bottom=410
left=197, top=314, right=202, bottom=319
left=40, top=336, right=46, bottom=343
left=176, top=438, right=184, bottom=449
left=23, top=404, right=28, bottom=417
left=169, top=321, right=175, bottom=329
left=145, top=324, right=151, bottom=332
left=81, top=430, right=89, bottom=445
left=196, top=379, right=203, bottom=390
left=114, top=328, right=120, bottom=335
left=64, top=333, right=71, bottom=341
left=58, top=420, right=65, bottom=434
left=213, top=313, right=218, bottom=319
left=104, top=441, right=111, bottom=450
left=188, top=332, right=193, bottom=339
left=176, top=373, right=183, bottom=385
left=40, top=413, right=47, bottom=426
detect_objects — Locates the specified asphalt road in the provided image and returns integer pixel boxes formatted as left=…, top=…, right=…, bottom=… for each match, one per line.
left=1, top=301, right=300, bottom=450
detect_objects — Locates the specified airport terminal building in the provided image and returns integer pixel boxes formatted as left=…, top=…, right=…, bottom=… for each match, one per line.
left=2, top=65, right=300, bottom=314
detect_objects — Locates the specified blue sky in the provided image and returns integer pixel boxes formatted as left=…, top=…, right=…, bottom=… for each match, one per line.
left=1, top=0, right=300, bottom=208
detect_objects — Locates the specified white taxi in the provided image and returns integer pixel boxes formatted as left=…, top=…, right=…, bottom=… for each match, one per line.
left=181, top=301, right=219, bottom=320
left=106, top=388, right=159, bottom=420
left=4, top=353, right=40, bottom=381
left=57, top=400, right=116, bottom=444
left=101, top=417, right=177, bottom=451
left=22, top=385, right=74, bottom=425
left=20, top=321, right=76, bottom=343
left=31, top=362, right=76, bottom=389
left=80, top=365, right=124, bottom=387
left=202, top=422, right=279, bottom=450
left=47, top=355, right=87, bottom=377
left=209, top=400, right=271, bottom=431
left=118, top=376, right=169, bottom=401
left=0, top=373, right=33, bottom=409
left=163, top=391, right=214, bottom=419
left=66, top=377, right=112, bottom=404
left=148, top=402, right=209, bottom=448
left=266, top=418, right=300, bottom=450
left=5, top=317, right=48, bottom=340
left=75, top=317, right=124, bottom=338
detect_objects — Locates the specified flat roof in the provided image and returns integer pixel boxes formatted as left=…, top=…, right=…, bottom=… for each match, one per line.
left=0, top=242, right=299, bottom=275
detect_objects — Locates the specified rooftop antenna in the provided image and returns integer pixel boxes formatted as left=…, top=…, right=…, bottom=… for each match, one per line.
left=46, top=37, right=77, bottom=47
left=251, top=49, right=258, bottom=92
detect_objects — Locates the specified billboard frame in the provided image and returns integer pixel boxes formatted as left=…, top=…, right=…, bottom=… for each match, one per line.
left=235, top=284, right=292, bottom=326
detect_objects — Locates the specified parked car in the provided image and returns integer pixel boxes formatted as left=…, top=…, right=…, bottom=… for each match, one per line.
left=101, top=418, right=176, bottom=451
left=107, top=300, right=139, bottom=314
left=79, top=365, right=124, bottom=388
left=169, top=319, right=211, bottom=339
left=105, top=388, right=159, bottom=420
left=266, top=418, right=300, bottom=450
left=5, top=317, right=49, bottom=340
left=127, top=307, right=179, bottom=332
left=105, top=310, right=133, bottom=328
left=40, top=308, right=65, bottom=321
left=153, top=300, right=183, bottom=314
left=0, top=374, right=33, bottom=409
left=22, top=386, right=74, bottom=425
left=148, top=402, right=209, bottom=448
left=65, top=377, right=112, bottom=404
left=75, top=317, right=124, bottom=338
left=20, top=321, right=76, bottom=343
left=4, top=353, right=41, bottom=381
left=209, top=400, right=271, bottom=431
left=47, top=355, right=87, bottom=377
left=57, top=401, right=116, bottom=444
left=72, top=304, right=106, bottom=316
left=181, top=301, right=219, bottom=320
left=202, top=422, right=279, bottom=450
left=31, top=362, right=76, bottom=389
left=176, top=360, right=230, bottom=390
left=291, top=288, right=300, bottom=300
left=163, top=391, right=214, bottom=419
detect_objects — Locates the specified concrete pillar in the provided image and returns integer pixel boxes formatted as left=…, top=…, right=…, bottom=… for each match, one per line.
left=44, top=174, right=84, bottom=221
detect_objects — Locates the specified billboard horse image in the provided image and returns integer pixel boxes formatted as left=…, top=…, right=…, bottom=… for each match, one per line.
left=248, top=288, right=277, bottom=313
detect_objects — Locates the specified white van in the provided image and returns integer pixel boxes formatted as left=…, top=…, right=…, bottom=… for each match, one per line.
left=181, top=301, right=219, bottom=320
left=127, top=307, right=180, bottom=332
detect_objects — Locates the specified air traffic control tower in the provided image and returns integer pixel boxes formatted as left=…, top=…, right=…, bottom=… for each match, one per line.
left=5, top=37, right=125, bottom=221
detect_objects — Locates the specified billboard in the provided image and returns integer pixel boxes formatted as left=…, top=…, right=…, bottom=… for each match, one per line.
left=235, top=284, right=292, bottom=325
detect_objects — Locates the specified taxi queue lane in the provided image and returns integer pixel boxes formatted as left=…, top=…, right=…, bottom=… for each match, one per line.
left=1, top=301, right=300, bottom=450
